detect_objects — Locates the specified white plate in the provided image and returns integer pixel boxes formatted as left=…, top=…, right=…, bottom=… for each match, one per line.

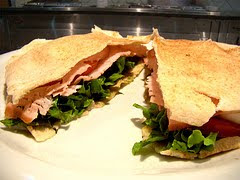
left=0, top=51, right=239, bottom=180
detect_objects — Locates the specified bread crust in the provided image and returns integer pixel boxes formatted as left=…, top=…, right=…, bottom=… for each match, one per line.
left=5, top=31, right=149, bottom=103
left=153, top=37, right=240, bottom=126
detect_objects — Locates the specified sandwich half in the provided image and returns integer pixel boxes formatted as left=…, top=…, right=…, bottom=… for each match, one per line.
left=0, top=27, right=155, bottom=141
left=132, top=36, right=240, bottom=159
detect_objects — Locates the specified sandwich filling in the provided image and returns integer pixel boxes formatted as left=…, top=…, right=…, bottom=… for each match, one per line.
left=132, top=40, right=240, bottom=159
left=1, top=45, right=146, bottom=140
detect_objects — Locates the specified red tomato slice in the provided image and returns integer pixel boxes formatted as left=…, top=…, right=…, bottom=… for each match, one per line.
left=200, top=117, right=240, bottom=138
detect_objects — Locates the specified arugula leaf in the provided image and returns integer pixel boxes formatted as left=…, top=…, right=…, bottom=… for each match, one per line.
left=83, top=99, right=93, bottom=108
left=144, top=119, right=158, bottom=128
left=204, top=132, right=218, bottom=146
left=181, top=130, right=189, bottom=142
left=104, top=82, right=115, bottom=86
left=171, top=139, right=187, bottom=152
left=132, top=135, right=167, bottom=155
left=78, top=84, right=91, bottom=97
left=125, top=61, right=135, bottom=69
left=52, top=97, right=58, bottom=107
left=170, top=130, right=217, bottom=154
left=170, top=130, right=218, bottom=154
left=48, top=107, right=62, bottom=120
left=87, top=78, right=109, bottom=100
left=107, top=73, right=124, bottom=82
left=68, top=94, right=83, bottom=101
left=90, top=79, right=104, bottom=93
left=48, top=103, right=85, bottom=124
left=187, top=130, right=205, bottom=148
left=149, top=103, right=159, bottom=117
left=133, top=103, right=168, bottom=134
left=172, top=130, right=182, bottom=141
left=66, top=99, right=77, bottom=110
left=133, top=103, right=151, bottom=119
left=0, top=119, right=24, bottom=128
left=116, top=56, right=126, bottom=73
left=132, top=103, right=219, bottom=156
left=0, top=116, right=55, bottom=128
left=157, top=110, right=168, bottom=135
left=132, top=103, right=169, bottom=154
left=48, top=93, right=93, bottom=124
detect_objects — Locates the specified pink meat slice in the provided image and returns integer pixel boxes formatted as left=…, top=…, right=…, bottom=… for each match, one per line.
left=146, top=72, right=164, bottom=107
left=73, top=48, right=132, bottom=84
left=5, top=46, right=143, bottom=123
left=168, top=119, right=190, bottom=131
left=144, top=50, right=164, bottom=107
left=145, top=50, right=189, bottom=131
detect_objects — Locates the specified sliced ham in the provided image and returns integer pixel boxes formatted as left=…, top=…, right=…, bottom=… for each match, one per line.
left=53, top=85, right=81, bottom=97
left=144, top=50, right=164, bottom=107
left=72, top=49, right=132, bottom=84
left=5, top=96, right=52, bottom=122
left=5, top=45, right=144, bottom=123
left=168, top=119, right=190, bottom=131
left=146, top=73, right=164, bottom=107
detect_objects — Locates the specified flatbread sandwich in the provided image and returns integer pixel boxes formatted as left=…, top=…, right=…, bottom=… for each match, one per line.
left=132, top=36, right=240, bottom=159
left=0, top=27, right=155, bottom=141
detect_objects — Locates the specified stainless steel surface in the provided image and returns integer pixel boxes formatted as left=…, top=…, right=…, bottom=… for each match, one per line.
left=218, top=20, right=240, bottom=45
left=0, top=7, right=229, bottom=16
left=0, top=6, right=239, bottom=53
left=26, top=0, right=83, bottom=7
left=21, top=0, right=240, bottom=17
left=20, top=4, right=220, bottom=17
left=0, top=16, right=11, bottom=53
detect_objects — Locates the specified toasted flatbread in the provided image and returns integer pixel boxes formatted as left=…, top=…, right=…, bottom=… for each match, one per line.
left=154, top=136, right=240, bottom=159
left=198, top=136, right=240, bottom=158
left=7, top=39, right=51, bottom=65
left=91, top=25, right=123, bottom=38
left=157, top=148, right=198, bottom=160
left=127, top=28, right=161, bottom=43
left=153, top=37, right=240, bottom=127
left=6, top=29, right=150, bottom=104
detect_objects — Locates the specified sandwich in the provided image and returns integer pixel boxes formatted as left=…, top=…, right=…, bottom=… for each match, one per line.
left=0, top=27, right=155, bottom=141
left=132, top=36, right=240, bottom=159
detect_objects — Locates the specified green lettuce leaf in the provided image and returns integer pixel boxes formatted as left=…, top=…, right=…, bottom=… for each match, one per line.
left=107, top=73, right=124, bottom=83
left=187, top=130, right=205, bottom=148
left=132, top=135, right=167, bottom=155
left=125, top=61, right=135, bottom=69
left=133, top=103, right=151, bottom=119
left=116, top=56, right=125, bottom=73
left=204, top=132, right=218, bottom=146
left=78, top=84, right=91, bottom=97
left=1, top=56, right=138, bottom=128
left=171, top=139, right=187, bottom=152
left=133, top=103, right=168, bottom=134
left=0, top=119, right=24, bottom=128
left=132, top=103, right=219, bottom=156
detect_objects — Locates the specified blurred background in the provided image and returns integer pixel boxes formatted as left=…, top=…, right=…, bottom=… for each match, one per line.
left=0, top=0, right=239, bottom=53
left=1, top=0, right=238, bottom=10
